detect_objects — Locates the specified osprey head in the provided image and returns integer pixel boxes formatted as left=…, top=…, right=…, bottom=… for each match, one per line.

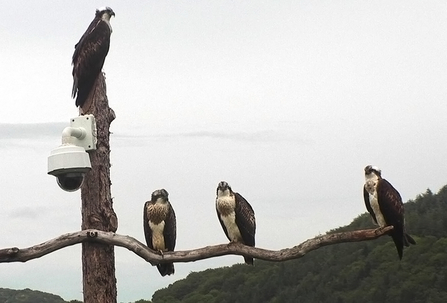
left=364, top=165, right=381, bottom=178
left=151, top=189, right=169, bottom=203
left=96, top=6, right=115, bottom=19
left=217, top=181, right=233, bottom=195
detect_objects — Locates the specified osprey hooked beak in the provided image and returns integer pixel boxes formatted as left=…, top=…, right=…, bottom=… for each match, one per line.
left=217, top=181, right=232, bottom=194
left=151, top=189, right=169, bottom=202
left=96, top=6, right=115, bottom=18
left=364, top=165, right=381, bottom=177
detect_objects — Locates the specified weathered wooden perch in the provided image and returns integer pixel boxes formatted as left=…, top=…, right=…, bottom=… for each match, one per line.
left=0, top=226, right=393, bottom=264
left=80, top=72, right=117, bottom=303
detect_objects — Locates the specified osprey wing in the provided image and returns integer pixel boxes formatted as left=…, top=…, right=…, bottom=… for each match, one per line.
left=377, top=178, right=406, bottom=259
left=163, top=203, right=177, bottom=251
left=143, top=201, right=154, bottom=250
left=72, top=18, right=111, bottom=106
left=234, top=192, right=256, bottom=247
left=376, top=179, right=405, bottom=227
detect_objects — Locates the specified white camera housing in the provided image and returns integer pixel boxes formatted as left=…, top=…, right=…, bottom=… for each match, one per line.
left=48, top=115, right=97, bottom=192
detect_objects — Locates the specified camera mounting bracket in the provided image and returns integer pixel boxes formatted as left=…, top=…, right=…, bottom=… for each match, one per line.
left=65, top=115, right=97, bottom=151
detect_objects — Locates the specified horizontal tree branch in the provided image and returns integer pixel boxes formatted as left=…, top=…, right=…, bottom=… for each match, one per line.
left=0, top=226, right=393, bottom=265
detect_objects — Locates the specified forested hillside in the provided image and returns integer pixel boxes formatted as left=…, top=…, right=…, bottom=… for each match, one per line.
left=151, top=186, right=447, bottom=303
left=0, top=288, right=81, bottom=303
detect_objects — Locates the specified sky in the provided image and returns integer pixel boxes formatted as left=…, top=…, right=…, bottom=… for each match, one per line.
left=1, top=0, right=446, bottom=302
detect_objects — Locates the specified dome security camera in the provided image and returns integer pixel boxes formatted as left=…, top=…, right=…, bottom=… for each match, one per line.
left=48, top=145, right=91, bottom=191
left=48, top=115, right=97, bottom=192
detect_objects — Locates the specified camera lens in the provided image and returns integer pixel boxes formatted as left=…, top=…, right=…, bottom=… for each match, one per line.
left=57, top=173, right=84, bottom=192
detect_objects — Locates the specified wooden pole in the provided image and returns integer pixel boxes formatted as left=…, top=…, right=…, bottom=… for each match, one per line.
left=80, top=73, right=118, bottom=303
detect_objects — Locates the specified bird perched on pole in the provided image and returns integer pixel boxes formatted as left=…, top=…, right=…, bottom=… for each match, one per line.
left=215, top=181, right=256, bottom=265
left=72, top=7, right=115, bottom=110
left=143, top=189, right=177, bottom=276
left=363, top=165, right=416, bottom=259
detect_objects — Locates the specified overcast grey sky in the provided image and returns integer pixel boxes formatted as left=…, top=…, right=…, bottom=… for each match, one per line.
left=1, top=1, right=446, bottom=302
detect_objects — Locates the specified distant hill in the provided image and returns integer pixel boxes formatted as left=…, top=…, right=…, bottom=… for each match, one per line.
left=0, top=288, right=81, bottom=303
left=150, top=185, right=447, bottom=303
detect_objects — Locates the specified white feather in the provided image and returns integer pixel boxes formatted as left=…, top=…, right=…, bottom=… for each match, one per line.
left=216, top=191, right=243, bottom=242
left=365, top=172, right=387, bottom=227
left=149, top=221, right=166, bottom=250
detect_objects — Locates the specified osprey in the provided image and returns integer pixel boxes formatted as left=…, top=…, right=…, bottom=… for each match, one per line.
left=72, top=7, right=115, bottom=108
left=143, top=189, right=177, bottom=276
left=216, top=181, right=256, bottom=265
left=363, top=165, right=415, bottom=259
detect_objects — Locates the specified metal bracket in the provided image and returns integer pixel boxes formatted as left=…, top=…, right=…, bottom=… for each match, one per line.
left=69, top=115, right=97, bottom=151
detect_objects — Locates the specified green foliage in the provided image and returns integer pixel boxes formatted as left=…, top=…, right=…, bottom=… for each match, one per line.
left=152, top=185, right=447, bottom=303
left=0, top=288, right=66, bottom=303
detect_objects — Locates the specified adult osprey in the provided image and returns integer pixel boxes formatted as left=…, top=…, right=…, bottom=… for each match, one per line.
left=72, top=7, right=115, bottom=108
left=143, top=189, right=177, bottom=276
left=216, top=181, right=256, bottom=265
left=363, top=165, right=416, bottom=259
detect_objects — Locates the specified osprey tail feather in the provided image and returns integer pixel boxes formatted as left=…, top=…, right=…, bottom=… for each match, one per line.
left=74, top=80, right=95, bottom=107
left=157, top=263, right=174, bottom=276
left=244, top=256, right=254, bottom=265
left=391, top=230, right=416, bottom=260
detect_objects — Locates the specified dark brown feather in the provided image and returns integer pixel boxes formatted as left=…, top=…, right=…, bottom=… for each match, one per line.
left=163, top=204, right=176, bottom=252
left=376, top=179, right=415, bottom=259
left=235, top=192, right=256, bottom=265
left=234, top=193, right=256, bottom=247
left=72, top=17, right=111, bottom=107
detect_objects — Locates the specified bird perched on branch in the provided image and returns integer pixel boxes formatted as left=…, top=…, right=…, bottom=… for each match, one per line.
left=72, top=7, right=115, bottom=109
left=216, top=181, right=256, bottom=265
left=363, top=165, right=416, bottom=259
left=143, top=189, right=177, bottom=276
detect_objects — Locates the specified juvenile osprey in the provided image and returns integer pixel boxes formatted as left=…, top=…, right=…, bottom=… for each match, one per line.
left=72, top=7, right=115, bottom=108
left=363, top=165, right=415, bottom=259
left=143, top=189, right=177, bottom=276
left=216, top=181, right=256, bottom=265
